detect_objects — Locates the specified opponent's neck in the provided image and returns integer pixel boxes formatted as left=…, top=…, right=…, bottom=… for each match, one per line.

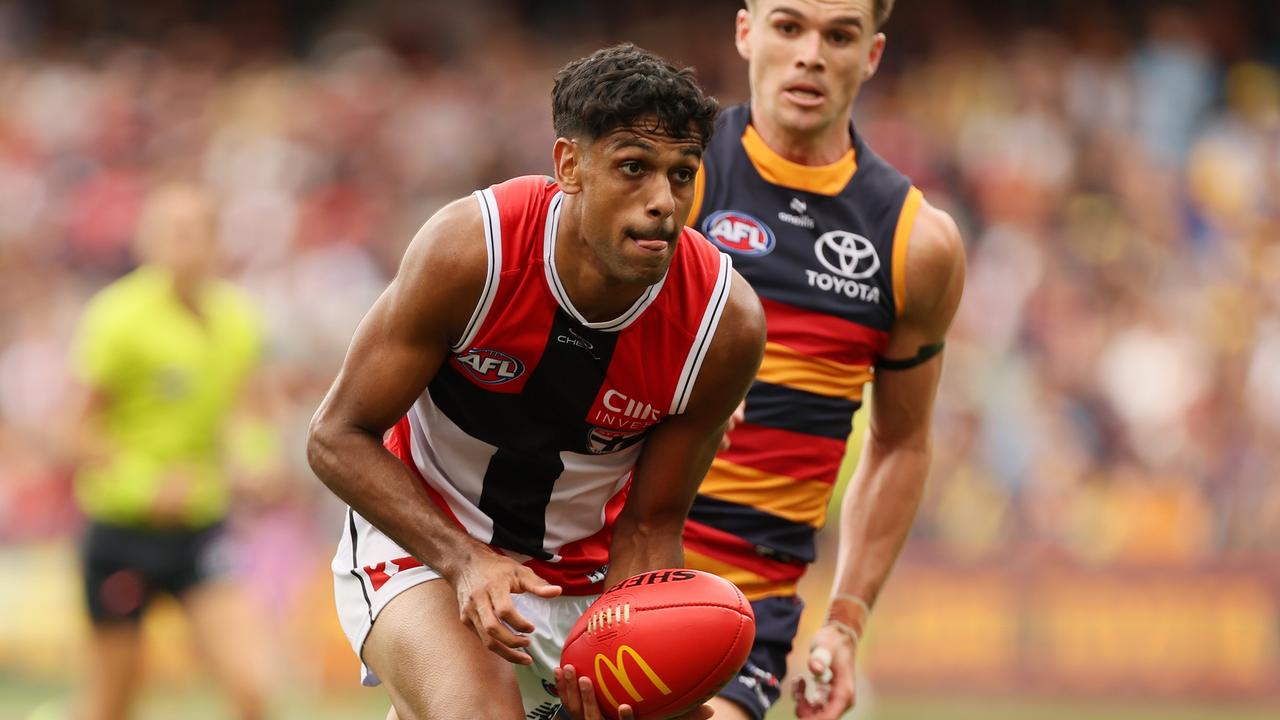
left=749, top=98, right=853, bottom=166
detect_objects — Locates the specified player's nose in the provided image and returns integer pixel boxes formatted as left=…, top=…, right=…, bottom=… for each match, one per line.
left=645, top=177, right=676, bottom=220
left=793, top=30, right=827, bottom=71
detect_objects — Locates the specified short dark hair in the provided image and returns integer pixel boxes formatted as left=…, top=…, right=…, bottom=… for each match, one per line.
left=552, top=43, right=719, bottom=147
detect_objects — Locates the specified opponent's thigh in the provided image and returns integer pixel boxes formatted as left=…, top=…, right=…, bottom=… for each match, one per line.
left=363, top=579, right=524, bottom=719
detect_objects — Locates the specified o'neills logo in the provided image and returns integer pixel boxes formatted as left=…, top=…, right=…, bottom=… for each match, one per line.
left=594, top=645, right=672, bottom=709
left=455, top=348, right=524, bottom=385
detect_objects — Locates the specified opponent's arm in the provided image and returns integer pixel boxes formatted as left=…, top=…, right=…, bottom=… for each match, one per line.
left=796, top=200, right=966, bottom=719
left=307, top=197, right=558, bottom=664
left=602, top=272, right=766, bottom=587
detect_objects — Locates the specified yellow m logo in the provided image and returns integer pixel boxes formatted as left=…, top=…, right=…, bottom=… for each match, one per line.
left=593, top=645, right=673, bottom=709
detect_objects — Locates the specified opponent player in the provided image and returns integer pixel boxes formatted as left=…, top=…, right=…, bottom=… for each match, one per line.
left=307, top=44, right=765, bottom=719
left=681, top=2, right=967, bottom=718
left=69, top=183, right=267, bottom=720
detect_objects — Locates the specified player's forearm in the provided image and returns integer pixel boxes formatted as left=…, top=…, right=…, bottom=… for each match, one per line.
left=830, top=433, right=930, bottom=615
left=602, top=514, right=686, bottom=588
left=306, top=420, right=489, bottom=579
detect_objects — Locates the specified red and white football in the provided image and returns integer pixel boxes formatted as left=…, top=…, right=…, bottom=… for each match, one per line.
left=560, top=569, right=755, bottom=720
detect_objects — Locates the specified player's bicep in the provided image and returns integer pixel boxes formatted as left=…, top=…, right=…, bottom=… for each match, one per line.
left=871, top=201, right=966, bottom=446
left=314, top=198, right=487, bottom=436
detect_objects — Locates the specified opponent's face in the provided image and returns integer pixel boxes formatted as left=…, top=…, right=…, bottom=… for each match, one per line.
left=737, top=0, right=886, bottom=139
left=555, top=123, right=703, bottom=286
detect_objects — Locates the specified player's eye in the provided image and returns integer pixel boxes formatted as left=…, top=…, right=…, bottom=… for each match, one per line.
left=775, top=21, right=800, bottom=36
left=620, top=161, right=644, bottom=176
left=828, top=30, right=854, bottom=46
left=672, top=168, right=695, bottom=184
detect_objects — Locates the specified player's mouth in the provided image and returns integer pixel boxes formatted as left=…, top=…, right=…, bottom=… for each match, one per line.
left=627, top=227, right=677, bottom=254
left=782, top=81, right=826, bottom=109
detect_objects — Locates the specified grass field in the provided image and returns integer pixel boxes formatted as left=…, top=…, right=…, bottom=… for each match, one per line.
left=4, top=679, right=1278, bottom=720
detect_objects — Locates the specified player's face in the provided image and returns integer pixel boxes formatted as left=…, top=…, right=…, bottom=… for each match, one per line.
left=738, top=0, right=886, bottom=140
left=573, top=124, right=703, bottom=286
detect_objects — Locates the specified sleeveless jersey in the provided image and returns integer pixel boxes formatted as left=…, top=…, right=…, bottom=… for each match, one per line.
left=387, top=175, right=733, bottom=595
left=682, top=104, right=923, bottom=600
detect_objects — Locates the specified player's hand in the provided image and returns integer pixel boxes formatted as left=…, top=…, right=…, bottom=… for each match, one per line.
left=556, top=665, right=714, bottom=720
left=794, top=624, right=857, bottom=719
left=447, top=550, right=562, bottom=664
left=718, top=400, right=746, bottom=451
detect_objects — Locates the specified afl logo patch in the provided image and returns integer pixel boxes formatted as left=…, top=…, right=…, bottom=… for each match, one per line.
left=703, top=210, right=776, bottom=256
left=455, top=348, right=524, bottom=385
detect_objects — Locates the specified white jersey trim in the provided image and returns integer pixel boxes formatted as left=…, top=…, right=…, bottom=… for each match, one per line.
left=670, top=252, right=734, bottom=415
left=542, top=192, right=668, bottom=332
left=452, top=189, right=503, bottom=352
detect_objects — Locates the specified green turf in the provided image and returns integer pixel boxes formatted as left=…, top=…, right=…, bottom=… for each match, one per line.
left=2, top=677, right=1276, bottom=719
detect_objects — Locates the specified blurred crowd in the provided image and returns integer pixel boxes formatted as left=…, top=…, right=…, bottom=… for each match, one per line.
left=0, top=0, right=1277, bottom=597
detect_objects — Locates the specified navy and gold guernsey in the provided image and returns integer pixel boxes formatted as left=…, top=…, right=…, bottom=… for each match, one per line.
left=683, top=103, right=923, bottom=602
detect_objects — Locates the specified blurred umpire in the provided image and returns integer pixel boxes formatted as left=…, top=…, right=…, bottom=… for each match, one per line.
left=68, top=183, right=268, bottom=720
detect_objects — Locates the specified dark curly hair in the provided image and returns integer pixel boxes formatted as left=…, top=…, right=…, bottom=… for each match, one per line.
left=552, top=43, right=719, bottom=147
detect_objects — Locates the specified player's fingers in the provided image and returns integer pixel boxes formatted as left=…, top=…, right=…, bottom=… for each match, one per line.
left=472, top=596, right=533, bottom=664
left=489, top=586, right=535, bottom=634
left=557, top=666, right=583, bottom=718
left=515, top=566, right=563, bottom=598
left=578, top=675, right=604, bottom=720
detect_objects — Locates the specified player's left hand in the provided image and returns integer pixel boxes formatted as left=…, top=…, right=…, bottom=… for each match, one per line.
left=556, top=665, right=714, bottom=720
left=793, top=623, right=857, bottom=719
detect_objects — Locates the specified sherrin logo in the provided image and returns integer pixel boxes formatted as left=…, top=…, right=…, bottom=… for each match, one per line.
left=454, top=348, right=524, bottom=384
left=594, top=645, right=673, bottom=710
left=703, top=210, right=776, bottom=256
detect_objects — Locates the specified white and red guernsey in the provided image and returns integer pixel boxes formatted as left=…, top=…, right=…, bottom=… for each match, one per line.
left=380, top=175, right=733, bottom=595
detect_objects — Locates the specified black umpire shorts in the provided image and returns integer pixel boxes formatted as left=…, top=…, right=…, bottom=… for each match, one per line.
left=80, top=519, right=233, bottom=624
left=717, top=594, right=804, bottom=720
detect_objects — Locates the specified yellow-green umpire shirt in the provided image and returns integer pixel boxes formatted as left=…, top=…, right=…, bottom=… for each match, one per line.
left=71, top=266, right=262, bottom=528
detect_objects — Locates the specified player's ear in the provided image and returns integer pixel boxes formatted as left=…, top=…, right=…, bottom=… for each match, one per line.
left=864, top=33, right=887, bottom=81
left=553, top=137, right=584, bottom=195
left=734, top=9, right=753, bottom=61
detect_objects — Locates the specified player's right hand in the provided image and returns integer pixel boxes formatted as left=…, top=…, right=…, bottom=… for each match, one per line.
left=448, top=550, right=562, bottom=664
left=555, top=665, right=714, bottom=720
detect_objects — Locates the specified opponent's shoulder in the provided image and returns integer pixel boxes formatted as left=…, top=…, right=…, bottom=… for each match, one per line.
left=902, top=198, right=966, bottom=327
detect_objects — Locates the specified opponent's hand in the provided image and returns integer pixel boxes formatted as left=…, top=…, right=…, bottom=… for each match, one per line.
left=448, top=550, right=562, bottom=664
left=794, top=624, right=857, bottom=719
left=718, top=400, right=746, bottom=451
left=555, top=665, right=714, bottom=720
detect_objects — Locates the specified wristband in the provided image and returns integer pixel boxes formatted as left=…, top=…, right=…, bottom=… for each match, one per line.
left=822, top=619, right=861, bottom=648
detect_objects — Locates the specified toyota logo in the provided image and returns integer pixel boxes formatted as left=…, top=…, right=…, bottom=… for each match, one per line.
left=814, top=231, right=880, bottom=280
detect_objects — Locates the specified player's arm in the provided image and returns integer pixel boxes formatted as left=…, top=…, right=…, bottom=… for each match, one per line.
left=603, top=272, right=766, bottom=587
left=306, top=197, right=558, bottom=664
left=796, top=200, right=966, bottom=718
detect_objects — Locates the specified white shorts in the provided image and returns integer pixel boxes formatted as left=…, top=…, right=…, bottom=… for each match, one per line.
left=332, top=508, right=598, bottom=718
